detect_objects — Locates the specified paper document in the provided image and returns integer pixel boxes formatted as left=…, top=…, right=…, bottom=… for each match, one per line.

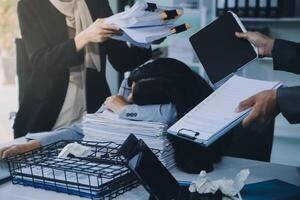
left=82, top=110, right=175, bottom=168
left=168, top=75, right=282, bottom=145
left=105, top=1, right=189, bottom=47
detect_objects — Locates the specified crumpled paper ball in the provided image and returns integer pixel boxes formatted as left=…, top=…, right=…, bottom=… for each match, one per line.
left=189, top=169, right=250, bottom=199
left=58, top=142, right=92, bottom=159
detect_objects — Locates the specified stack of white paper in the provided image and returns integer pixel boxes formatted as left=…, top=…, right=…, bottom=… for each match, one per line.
left=82, top=111, right=176, bottom=169
left=105, top=1, right=187, bottom=48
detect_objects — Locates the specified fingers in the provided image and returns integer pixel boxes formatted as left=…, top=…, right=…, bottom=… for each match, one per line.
left=0, top=145, right=18, bottom=159
left=0, top=146, right=12, bottom=159
left=237, top=96, right=256, bottom=112
left=95, top=19, right=120, bottom=32
left=235, top=32, right=250, bottom=40
left=242, top=109, right=258, bottom=127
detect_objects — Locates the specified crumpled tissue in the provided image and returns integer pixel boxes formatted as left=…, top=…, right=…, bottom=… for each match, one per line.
left=58, top=142, right=92, bottom=159
left=189, top=169, right=250, bottom=199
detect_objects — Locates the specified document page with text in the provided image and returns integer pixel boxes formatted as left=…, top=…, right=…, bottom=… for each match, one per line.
left=168, top=75, right=281, bottom=144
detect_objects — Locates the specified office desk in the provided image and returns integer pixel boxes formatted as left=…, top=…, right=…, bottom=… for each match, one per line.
left=1, top=156, right=299, bottom=200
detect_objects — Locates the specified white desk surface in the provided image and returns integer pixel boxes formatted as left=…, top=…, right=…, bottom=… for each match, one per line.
left=0, top=156, right=299, bottom=200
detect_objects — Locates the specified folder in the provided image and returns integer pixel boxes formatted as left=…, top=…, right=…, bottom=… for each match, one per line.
left=269, top=0, right=279, bottom=17
left=241, top=179, right=300, bottom=200
left=227, top=0, right=237, bottom=13
left=167, top=12, right=282, bottom=147
left=247, top=0, right=258, bottom=17
left=216, top=0, right=226, bottom=17
left=237, top=0, right=247, bottom=17
left=258, top=0, right=268, bottom=17
left=279, top=0, right=296, bottom=17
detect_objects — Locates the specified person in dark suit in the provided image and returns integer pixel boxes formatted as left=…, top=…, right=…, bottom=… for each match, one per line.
left=235, top=31, right=300, bottom=127
left=14, top=0, right=151, bottom=138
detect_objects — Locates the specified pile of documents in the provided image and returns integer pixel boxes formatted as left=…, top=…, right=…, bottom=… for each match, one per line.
left=82, top=111, right=176, bottom=169
left=105, top=1, right=189, bottom=48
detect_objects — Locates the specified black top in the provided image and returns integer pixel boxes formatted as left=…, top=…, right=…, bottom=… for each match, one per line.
left=273, top=39, right=300, bottom=124
left=14, top=0, right=151, bottom=138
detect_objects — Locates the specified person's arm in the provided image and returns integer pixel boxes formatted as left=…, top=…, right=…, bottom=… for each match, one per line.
left=17, top=1, right=82, bottom=74
left=277, top=86, right=300, bottom=124
left=0, top=125, right=84, bottom=159
left=272, top=39, right=300, bottom=74
left=236, top=89, right=280, bottom=128
left=25, top=125, right=84, bottom=146
left=118, top=103, right=178, bottom=126
left=18, top=1, right=120, bottom=75
left=235, top=31, right=300, bottom=74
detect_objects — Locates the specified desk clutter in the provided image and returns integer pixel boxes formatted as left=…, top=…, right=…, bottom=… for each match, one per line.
left=105, top=1, right=190, bottom=48
left=82, top=111, right=176, bottom=169
left=5, top=140, right=160, bottom=199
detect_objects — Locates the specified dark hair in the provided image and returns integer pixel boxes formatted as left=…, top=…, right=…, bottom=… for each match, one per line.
left=129, top=58, right=224, bottom=174
left=129, top=58, right=213, bottom=118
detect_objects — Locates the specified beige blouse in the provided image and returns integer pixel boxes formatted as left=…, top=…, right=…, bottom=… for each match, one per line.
left=52, top=27, right=87, bottom=130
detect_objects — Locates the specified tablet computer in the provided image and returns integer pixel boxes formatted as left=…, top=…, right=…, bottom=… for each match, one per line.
left=190, top=12, right=258, bottom=85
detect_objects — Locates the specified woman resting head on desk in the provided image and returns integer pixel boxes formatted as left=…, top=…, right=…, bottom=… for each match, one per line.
left=0, top=58, right=222, bottom=173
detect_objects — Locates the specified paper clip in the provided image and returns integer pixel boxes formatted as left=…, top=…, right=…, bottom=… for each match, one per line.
left=177, top=128, right=200, bottom=140
left=145, top=3, right=157, bottom=12
left=161, top=10, right=182, bottom=21
left=171, top=24, right=191, bottom=34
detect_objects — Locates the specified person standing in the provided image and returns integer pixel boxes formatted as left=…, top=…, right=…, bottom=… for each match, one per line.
left=14, top=0, right=152, bottom=138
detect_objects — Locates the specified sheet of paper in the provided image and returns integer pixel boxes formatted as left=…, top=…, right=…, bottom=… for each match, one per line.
left=104, top=1, right=185, bottom=46
left=168, top=75, right=281, bottom=141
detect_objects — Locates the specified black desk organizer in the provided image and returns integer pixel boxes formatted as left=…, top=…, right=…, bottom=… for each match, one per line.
left=5, top=140, right=160, bottom=199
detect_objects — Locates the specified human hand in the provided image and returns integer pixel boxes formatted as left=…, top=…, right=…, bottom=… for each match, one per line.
left=75, top=19, right=122, bottom=51
left=104, top=96, right=129, bottom=114
left=0, top=140, right=41, bottom=159
left=235, top=31, right=275, bottom=57
left=236, top=90, right=280, bottom=128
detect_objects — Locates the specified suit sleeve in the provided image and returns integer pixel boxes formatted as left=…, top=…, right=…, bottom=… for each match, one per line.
left=277, top=86, right=300, bottom=124
left=118, top=103, right=178, bottom=126
left=105, top=39, right=152, bottom=73
left=272, top=39, right=300, bottom=74
left=17, top=1, right=84, bottom=74
left=25, top=124, right=84, bottom=146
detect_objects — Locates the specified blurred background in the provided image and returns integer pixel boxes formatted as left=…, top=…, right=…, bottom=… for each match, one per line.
left=0, top=0, right=300, bottom=167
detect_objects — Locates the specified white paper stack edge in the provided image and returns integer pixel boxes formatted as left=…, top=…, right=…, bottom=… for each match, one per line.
left=81, top=112, right=176, bottom=169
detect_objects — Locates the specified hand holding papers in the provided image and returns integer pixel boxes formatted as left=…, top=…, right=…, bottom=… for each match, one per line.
left=105, top=2, right=190, bottom=48
left=167, top=75, right=282, bottom=147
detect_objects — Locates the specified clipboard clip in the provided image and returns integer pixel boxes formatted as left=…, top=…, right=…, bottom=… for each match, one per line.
left=161, top=10, right=182, bottom=21
left=171, top=24, right=191, bottom=34
left=145, top=3, right=157, bottom=12
left=177, top=128, right=200, bottom=141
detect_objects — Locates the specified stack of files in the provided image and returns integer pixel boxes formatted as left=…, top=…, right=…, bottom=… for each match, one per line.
left=216, top=0, right=296, bottom=18
left=105, top=1, right=189, bottom=48
left=82, top=111, right=176, bottom=169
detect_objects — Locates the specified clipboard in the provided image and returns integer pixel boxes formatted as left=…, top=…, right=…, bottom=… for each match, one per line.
left=166, top=12, right=283, bottom=147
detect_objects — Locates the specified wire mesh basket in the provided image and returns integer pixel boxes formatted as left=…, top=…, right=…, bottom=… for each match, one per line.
left=6, top=140, right=156, bottom=199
